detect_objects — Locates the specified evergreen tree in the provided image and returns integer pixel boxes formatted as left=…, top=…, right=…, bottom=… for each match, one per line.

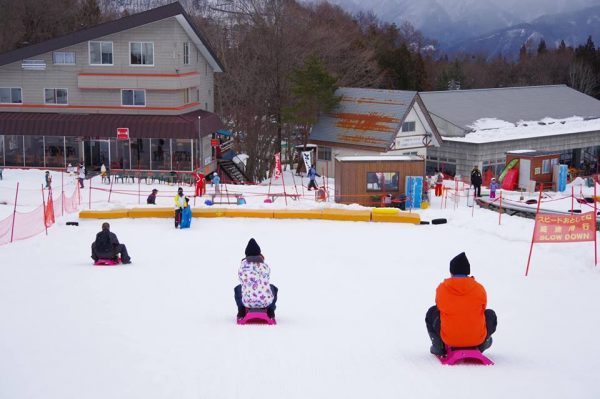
left=284, top=55, right=341, bottom=147
left=537, top=39, right=547, bottom=55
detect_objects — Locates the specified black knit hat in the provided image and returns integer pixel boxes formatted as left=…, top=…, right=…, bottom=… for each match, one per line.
left=245, top=238, right=261, bottom=257
left=450, top=252, right=470, bottom=275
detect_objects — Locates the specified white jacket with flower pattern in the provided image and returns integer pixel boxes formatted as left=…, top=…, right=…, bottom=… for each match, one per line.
left=238, top=256, right=274, bottom=308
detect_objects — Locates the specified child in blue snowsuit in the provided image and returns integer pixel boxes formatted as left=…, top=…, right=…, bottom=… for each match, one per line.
left=307, top=165, right=320, bottom=191
left=489, top=178, right=499, bottom=199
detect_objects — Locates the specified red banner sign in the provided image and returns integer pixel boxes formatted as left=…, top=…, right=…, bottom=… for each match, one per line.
left=533, top=212, right=596, bottom=243
left=117, top=127, right=129, bottom=140
left=274, top=152, right=282, bottom=180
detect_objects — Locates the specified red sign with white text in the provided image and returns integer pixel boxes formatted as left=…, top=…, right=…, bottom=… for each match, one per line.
left=117, top=127, right=129, bottom=140
left=532, top=212, right=596, bottom=243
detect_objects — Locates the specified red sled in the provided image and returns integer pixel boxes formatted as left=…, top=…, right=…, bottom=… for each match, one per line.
left=94, top=258, right=121, bottom=266
left=437, top=346, right=493, bottom=366
left=237, top=308, right=276, bottom=325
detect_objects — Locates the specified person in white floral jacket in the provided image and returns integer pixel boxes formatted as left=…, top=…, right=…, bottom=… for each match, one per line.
left=234, top=238, right=278, bottom=319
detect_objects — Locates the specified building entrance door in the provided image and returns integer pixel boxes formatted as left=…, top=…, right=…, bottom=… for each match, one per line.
left=84, top=140, right=110, bottom=173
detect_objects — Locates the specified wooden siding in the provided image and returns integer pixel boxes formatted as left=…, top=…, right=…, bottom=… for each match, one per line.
left=506, top=153, right=559, bottom=184
left=335, top=159, right=425, bottom=206
left=0, top=17, right=215, bottom=114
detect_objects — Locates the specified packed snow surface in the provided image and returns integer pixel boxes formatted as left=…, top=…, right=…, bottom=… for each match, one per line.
left=1, top=169, right=600, bottom=399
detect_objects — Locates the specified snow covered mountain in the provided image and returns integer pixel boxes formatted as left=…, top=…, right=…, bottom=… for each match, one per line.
left=329, top=0, right=600, bottom=51
left=449, top=5, right=600, bottom=58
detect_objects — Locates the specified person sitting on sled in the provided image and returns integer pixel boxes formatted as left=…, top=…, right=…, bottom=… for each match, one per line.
left=174, top=187, right=189, bottom=228
left=425, top=252, right=497, bottom=356
left=91, top=222, right=131, bottom=264
left=234, top=238, right=278, bottom=320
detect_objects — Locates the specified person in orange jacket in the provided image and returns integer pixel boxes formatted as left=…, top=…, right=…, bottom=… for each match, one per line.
left=425, top=252, right=497, bottom=356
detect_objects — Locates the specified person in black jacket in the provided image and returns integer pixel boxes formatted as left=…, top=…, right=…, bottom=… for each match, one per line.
left=470, top=165, right=482, bottom=197
left=147, top=189, right=158, bottom=205
left=91, top=222, right=131, bottom=264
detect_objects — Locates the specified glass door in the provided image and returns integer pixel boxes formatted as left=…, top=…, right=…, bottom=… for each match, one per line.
left=84, top=139, right=110, bottom=173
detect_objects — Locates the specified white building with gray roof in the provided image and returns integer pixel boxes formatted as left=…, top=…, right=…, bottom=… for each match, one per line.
left=420, top=85, right=600, bottom=178
left=309, top=87, right=441, bottom=176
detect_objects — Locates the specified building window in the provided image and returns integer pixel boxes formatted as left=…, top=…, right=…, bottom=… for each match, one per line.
left=130, top=42, right=154, bottom=65
left=44, top=88, right=68, bottom=105
left=402, top=121, right=416, bottom=132
left=366, top=172, right=399, bottom=191
left=89, top=41, right=113, bottom=65
left=183, top=42, right=190, bottom=65
left=542, top=159, right=553, bottom=174
left=0, top=88, right=22, bottom=104
left=183, top=89, right=190, bottom=104
left=318, top=146, right=332, bottom=161
left=121, top=90, right=146, bottom=107
left=53, top=51, right=75, bottom=65
left=194, top=88, right=200, bottom=102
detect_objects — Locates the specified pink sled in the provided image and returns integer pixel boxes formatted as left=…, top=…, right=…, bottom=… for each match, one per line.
left=438, top=346, right=494, bottom=366
left=94, top=258, right=121, bottom=266
left=237, top=308, right=276, bottom=325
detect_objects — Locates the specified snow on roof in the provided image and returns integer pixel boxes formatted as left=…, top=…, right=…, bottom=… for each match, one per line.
left=443, top=116, right=600, bottom=144
left=336, top=155, right=422, bottom=162
left=420, top=85, right=600, bottom=131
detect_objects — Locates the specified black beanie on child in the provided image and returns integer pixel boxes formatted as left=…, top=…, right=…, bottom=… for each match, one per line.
left=245, top=238, right=261, bottom=257
left=450, top=252, right=470, bottom=275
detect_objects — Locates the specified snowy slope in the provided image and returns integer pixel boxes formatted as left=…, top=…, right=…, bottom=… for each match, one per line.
left=0, top=170, right=600, bottom=398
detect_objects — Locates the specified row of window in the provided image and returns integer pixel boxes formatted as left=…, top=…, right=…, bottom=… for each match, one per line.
left=0, top=87, right=200, bottom=107
left=49, top=41, right=195, bottom=67
left=0, top=135, right=198, bottom=171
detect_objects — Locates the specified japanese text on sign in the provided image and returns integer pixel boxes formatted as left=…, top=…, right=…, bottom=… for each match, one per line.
left=533, top=212, right=596, bottom=243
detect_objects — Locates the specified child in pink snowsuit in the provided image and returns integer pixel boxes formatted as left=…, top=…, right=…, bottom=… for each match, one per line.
left=489, top=178, right=499, bottom=199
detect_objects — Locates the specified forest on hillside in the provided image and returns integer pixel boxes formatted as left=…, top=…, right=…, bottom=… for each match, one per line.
left=1, top=0, right=600, bottom=179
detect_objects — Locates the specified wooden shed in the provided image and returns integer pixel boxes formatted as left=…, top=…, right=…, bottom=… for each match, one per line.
left=506, top=150, right=560, bottom=189
left=334, top=155, right=425, bottom=206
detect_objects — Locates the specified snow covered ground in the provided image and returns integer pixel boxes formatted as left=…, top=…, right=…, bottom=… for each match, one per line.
left=1, top=169, right=600, bottom=399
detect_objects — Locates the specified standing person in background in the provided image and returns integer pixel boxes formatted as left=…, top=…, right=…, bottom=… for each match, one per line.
left=434, top=170, right=444, bottom=197
left=193, top=170, right=205, bottom=197
left=67, top=163, right=76, bottom=177
left=307, top=164, right=320, bottom=191
left=489, top=178, right=499, bottom=199
left=45, top=171, right=52, bottom=189
left=100, top=163, right=108, bottom=183
left=174, top=187, right=189, bottom=228
left=471, top=165, right=482, bottom=198
left=212, top=172, right=221, bottom=194
left=78, top=164, right=86, bottom=189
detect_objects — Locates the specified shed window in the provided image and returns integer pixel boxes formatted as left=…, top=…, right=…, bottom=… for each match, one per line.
left=367, top=172, right=399, bottom=191
left=318, top=146, right=332, bottom=161
left=542, top=159, right=553, bottom=174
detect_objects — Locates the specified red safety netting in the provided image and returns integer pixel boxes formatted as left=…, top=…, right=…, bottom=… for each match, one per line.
left=0, top=184, right=79, bottom=246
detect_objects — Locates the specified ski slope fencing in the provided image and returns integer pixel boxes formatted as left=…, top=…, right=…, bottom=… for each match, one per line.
left=0, top=184, right=80, bottom=246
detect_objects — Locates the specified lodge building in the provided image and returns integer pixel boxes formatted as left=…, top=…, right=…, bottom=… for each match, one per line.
left=0, top=2, right=225, bottom=174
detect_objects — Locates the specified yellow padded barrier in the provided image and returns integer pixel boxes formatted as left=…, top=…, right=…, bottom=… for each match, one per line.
left=192, top=208, right=227, bottom=218
left=321, top=208, right=372, bottom=222
left=224, top=209, right=275, bottom=218
left=273, top=209, right=323, bottom=219
left=371, top=208, right=421, bottom=224
left=128, top=207, right=174, bottom=218
left=79, top=209, right=129, bottom=219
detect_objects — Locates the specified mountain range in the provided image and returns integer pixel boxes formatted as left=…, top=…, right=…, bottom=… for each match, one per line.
left=328, top=0, right=600, bottom=57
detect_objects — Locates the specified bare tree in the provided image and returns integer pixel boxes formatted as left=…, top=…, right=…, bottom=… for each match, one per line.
left=568, top=61, right=598, bottom=96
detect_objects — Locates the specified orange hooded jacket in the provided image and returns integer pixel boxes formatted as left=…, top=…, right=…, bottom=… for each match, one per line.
left=436, top=276, right=487, bottom=347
